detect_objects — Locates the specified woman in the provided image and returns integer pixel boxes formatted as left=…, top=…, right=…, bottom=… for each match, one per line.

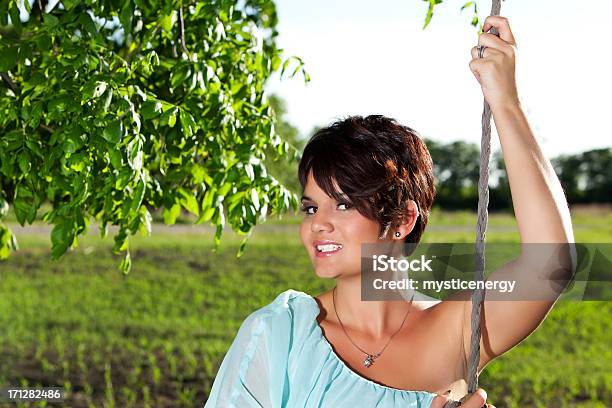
left=204, top=16, right=574, bottom=408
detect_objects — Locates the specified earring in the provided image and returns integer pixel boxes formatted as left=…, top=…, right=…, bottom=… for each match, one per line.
left=395, top=231, right=401, bottom=238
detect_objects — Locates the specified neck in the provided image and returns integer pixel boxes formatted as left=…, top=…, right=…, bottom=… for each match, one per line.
left=333, top=276, right=416, bottom=339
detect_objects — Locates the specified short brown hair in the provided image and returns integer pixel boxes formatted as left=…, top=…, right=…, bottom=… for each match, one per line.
left=298, top=115, right=436, bottom=243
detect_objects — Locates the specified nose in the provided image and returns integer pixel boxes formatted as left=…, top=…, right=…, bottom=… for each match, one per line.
left=311, top=208, right=334, bottom=233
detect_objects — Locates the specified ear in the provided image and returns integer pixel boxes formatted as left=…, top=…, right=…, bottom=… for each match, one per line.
left=394, top=200, right=420, bottom=240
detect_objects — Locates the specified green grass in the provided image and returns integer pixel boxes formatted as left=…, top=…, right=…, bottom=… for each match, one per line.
left=0, top=210, right=610, bottom=407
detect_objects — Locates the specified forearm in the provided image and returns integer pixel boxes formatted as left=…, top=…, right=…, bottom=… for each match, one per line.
left=491, top=102, right=574, bottom=244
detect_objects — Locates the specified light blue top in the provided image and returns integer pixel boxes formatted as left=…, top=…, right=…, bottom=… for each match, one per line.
left=204, top=289, right=437, bottom=407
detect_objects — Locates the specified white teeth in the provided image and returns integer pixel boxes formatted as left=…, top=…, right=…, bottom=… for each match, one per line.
left=316, top=244, right=342, bottom=253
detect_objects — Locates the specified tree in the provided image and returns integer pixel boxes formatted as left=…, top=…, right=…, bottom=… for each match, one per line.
left=552, top=148, right=612, bottom=205
left=0, top=0, right=308, bottom=271
left=426, top=138, right=481, bottom=209
left=0, top=0, right=483, bottom=272
left=264, top=94, right=304, bottom=196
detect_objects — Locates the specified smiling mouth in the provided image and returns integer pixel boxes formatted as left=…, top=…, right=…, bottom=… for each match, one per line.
left=316, top=244, right=343, bottom=253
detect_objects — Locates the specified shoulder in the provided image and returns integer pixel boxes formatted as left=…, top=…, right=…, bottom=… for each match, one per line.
left=269, top=288, right=317, bottom=312
left=240, top=289, right=317, bottom=335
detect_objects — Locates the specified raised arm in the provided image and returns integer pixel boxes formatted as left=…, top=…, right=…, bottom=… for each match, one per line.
left=448, top=16, right=576, bottom=374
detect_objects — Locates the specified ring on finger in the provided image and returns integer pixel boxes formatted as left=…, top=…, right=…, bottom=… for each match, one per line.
left=477, top=45, right=487, bottom=59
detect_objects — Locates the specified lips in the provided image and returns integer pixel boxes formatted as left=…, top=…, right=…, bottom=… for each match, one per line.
left=313, top=240, right=343, bottom=257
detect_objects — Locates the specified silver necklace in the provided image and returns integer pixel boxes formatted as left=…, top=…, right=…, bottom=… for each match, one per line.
left=332, top=286, right=414, bottom=368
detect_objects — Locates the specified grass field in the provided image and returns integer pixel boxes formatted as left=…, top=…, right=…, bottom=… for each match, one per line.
left=0, top=207, right=611, bottom=407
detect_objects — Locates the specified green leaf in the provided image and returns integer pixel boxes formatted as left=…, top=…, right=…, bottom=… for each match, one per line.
left=159, top=12, right=173, bottom=33
left=113, top=228, right=129, bottom=253
left=119, top=0, right=134, bottom=32
left=0, top=225, right=17, bottom=259
left=159, top=107, right=177, bottom=128
left=114, top=169, right=132, bottom=190
left=271, top=54, right=282, bottom=71
left=109, top=148, right=123, bottom=169
left=163, top=202, right=181, bottom=225
left=461, top=2, right=474, bottom=11
left=18, top=153, right=31, bottom=174
left=102, top=88, right=113, bottom=112
left=141, top=100, right=163, bottom=120
left=202, top=187, right=216, bottom=210
left=34, top=34, right=52, bottom=51
left=43, top=13, right=59, bottom=29
left=195, top=207, right=215, bottom=224
left=0, top=46, right=18, bottom=71
left=13, top=185, right=36, bottom=226
left=170, top=64, right=190, bottom=89
left=423, top=0, right=435, bottom=29
left=178, top=188, right=199, bottom=216
left=130, top=175, right=146, bottom=213
left=27, top=102, right=43, bottom=129
left=148, top=50, right=160, bottom=67
left=9, top=2, right=22, bottom=34
left=236, top=235, right=250, bottom=258
left=138, top=206, right=152, bottom=237
left=102, top=120, right=123, bottom=144
left=179, top=110, right=196, bottom=137
left=119, top=251, right=132, bottom=275
left=86, top=81, right=108, bottom=100
left=51, top=219, right=75, bottom=260
left=217, top=182, right=232, bottom=197
left=78, top=12, right=98, bottom=37
left=119, top=250, right=132, bottom=275
left=213, top=224, right=223, bottom=251
left=280, top=58, right=291, bottom=77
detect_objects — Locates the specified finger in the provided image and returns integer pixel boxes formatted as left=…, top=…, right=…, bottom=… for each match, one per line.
left=482, top=15, right=516, bottom=45
left=468, top=58, right=486, bottom=81
left=460, top=388, right=487, bottom=408
left=471, top=45, right=503, bottom=60
left=428, top=394, right=451, bottom=408
left=478, top=33, right=516, bottom=57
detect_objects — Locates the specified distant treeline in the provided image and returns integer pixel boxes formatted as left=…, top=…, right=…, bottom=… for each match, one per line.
left=424, top=139, right=612, bottom=210
left=266, top=96, right=611, bottom=211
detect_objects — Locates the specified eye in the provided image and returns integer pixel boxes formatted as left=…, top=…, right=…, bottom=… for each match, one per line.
left=300, top=203, right=352, bottom=215
left=300, top=205, right=316, bottom=215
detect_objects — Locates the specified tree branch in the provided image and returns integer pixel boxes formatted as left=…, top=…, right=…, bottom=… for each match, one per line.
left=177, top=7, right=189, bottom=56
left=38, top=123, right=54, bottom=134
left=0, top=73, right=19, bottom=96
left=38, top=0, right=44, bottom=22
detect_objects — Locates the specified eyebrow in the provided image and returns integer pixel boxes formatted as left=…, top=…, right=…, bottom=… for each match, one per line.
left=300, top=194, right=351, bottom=203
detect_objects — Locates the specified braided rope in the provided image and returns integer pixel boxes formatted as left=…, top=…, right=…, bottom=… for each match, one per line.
left=443, top=1, right=502, bottom=406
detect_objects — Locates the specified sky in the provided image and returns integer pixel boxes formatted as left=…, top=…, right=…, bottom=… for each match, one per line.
left=265, top=0, right=611, bottom=158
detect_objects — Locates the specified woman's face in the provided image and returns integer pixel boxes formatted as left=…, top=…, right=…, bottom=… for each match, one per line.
left=299, top=171, right=384, bottom=279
